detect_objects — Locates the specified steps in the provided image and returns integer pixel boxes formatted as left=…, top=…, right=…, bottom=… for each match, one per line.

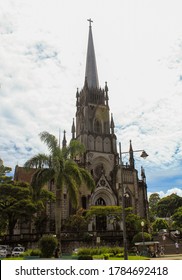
left=153, top=234, right=182, bottom=255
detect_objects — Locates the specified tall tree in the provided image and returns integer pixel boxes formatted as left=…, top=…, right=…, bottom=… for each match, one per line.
left=0, top=180, right=36, bottom=237
left=148, top=193, right=160, bottom=221
left=172, top=207, right=182, bottom=229
left=157, top=194, right=182, bottom=218
left=24, top=131, right=95, bottom=250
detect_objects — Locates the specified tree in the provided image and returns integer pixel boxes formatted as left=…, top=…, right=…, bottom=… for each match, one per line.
left=148, top=193, right=160, bottom=221
left=0, top=164, right=12, bottom=183
left=172, top=207, right=182, bottom=229
left=157, top=194, right=182, bottom=217
left=152, top=218, right=168, bottom=232
left=0, top=163, right=37, bottom=237
left=0, top=181, right=36, bottom=237
left=63, top=209, right=88, bottom=233
left=126, top=214, right=146, bottom=241
left=24, top=131, right=95, bottom=251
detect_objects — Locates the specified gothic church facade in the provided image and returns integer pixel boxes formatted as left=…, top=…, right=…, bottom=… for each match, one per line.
left=14, top=21, right=148, bottom=233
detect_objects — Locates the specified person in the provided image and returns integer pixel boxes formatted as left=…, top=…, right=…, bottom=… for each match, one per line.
left=160, top=246, right=165, bottom=256
left=54, top=243, right=60, bottom=258
left=175, top=242, right=179, bottom=254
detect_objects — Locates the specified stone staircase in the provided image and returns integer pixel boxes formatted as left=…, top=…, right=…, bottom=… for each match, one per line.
left=153, top=234, right=182, bottom=255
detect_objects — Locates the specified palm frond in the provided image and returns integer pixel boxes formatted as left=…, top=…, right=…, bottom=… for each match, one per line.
left=31, top=168, right=55, bottom=201
left=64, top=160, right=82, bottom=186
left=24, top=154, right=50, bottom=168
left=39, top=131, right=58, bottom=153
left=79, top=167, right=95, bottom=191
left=64, top=177, right=79, bottom=208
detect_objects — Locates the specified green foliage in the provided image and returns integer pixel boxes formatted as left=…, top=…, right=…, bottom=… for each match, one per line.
left=172, top=206, right=182, bottom=229
left=24, top=131, right=95, bottom=240
left=0, top=164, right=12, bottom=183
left=132, top=232, right=152, bottom=243
left=157, top=194, right=182, bottom=217
left=21, top=249, right=41, bottom=257
left=86, top=206, right=121, bottom=218
left=39, top=235, right=58, bottom=258
left=149, top=193, right=161, bottom=221
left=0, top=180, right=36, bottom=235
left=152, top=218, right=168, bottom=232
left=78, top=255, right=93, bottom=260
left=77, top=246, right=123, bottom=256
left=63, top=209, right=88, bottom=232
left=126, top=214, right=145, bottom=240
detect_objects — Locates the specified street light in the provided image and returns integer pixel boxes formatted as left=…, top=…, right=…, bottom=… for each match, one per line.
left=141, top=221, right=145, bottom=254
left=119, top=141, right=148, bottom=260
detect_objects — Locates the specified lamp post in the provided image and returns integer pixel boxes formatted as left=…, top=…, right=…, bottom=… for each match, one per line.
left=119, top=141, right=148, bottom=260
left=141, top=221, right=145, bottom=254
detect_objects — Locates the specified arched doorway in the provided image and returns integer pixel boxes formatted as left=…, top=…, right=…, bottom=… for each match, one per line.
left=95, top=197, right=107, bottom=231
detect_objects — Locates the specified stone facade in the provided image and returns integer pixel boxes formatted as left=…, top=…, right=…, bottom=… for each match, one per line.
left=14, top=22, right=149, bottom=234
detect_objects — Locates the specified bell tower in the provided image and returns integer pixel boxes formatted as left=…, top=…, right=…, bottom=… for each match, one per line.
left=74, top=20, right=119, bottom=213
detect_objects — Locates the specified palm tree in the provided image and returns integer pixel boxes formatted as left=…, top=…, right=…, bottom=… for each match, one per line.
left=24, top=131, right=95, bottom=249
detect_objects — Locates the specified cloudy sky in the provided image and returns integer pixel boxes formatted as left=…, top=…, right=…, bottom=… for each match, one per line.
left=0, top=0, right=182, bottom=197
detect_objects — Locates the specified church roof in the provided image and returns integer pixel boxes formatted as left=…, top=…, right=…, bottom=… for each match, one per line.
left=85, top=19, right=99, bottom=89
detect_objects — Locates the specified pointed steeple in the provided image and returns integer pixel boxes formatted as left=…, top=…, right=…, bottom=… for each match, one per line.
left=85, top=19, right=99, bottom=89
left=110, top=113, right=115, bottom=134
left=71, top=118, right=76, bottom=139
left=62, top=130, right=67, bottom=148
left=129, top=140, right=135, bottom=168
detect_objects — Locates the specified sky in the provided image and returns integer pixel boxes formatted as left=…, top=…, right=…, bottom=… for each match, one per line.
left=0, top=0, right=182, bottom=198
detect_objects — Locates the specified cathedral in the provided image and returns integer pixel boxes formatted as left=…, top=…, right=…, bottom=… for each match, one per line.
left=14, top=20, right=148, bottom=234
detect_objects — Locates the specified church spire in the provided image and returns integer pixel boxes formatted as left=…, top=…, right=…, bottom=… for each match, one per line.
left=129, top=140, right=135, bottom=169
left=62, top=130, right=67, bottom=148
left=71, top=118, right=76, bottom=139
left=85, top=19, right=99, bottom=89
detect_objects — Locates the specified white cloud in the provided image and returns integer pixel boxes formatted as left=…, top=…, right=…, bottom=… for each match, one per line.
left=148, top=188, right=182, bottom=198
left=0, top=0, right=182, bottom=194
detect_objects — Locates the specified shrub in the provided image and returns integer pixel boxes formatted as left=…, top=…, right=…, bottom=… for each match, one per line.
left=132, top=232, right=152, bottom=244
left=39, top=235, right=58, bottom=258
left=77, top=246, right=124, bottom=256
left=30, top=249, right=41, bottom=256
left=103, top=254, right=109, bottom=260
left=78, top=255, right=93, bottom=260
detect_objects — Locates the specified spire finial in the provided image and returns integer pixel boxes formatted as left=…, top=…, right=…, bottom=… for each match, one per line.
left=87, top=18, right=93, bottom=27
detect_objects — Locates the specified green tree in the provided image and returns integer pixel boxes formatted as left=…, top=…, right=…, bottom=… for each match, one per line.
left=172, top=206, right=182, bottom=229
left=126, top=214, right=147, bottom=241
left=24, top=131, right=95, bottom=250
left=152, top=218, right=168, bottom=232
left=157, top=194, right=182, bottom=217
left=64, top=209, right=88, bottom=232
left=148, top=193, right=160, bottom=221
left=0, top=164, right=12, bottom=183
left=0, top=181, right=36, bottom=237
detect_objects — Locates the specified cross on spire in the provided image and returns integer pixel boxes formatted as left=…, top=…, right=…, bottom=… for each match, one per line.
left=87, top=18, right=93, bottom=27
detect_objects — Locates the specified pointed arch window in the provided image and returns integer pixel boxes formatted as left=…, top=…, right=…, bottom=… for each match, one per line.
left=124, top=193, right=132, bottom=208
left=94, top=119, right=102, bottom=133
left=95, top=197, right=106, bottom=206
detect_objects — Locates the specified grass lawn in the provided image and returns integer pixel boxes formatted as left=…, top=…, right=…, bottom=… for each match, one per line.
left=1, top=255, right=149, bottom=260
left=93, top=255, right=149, bottom=260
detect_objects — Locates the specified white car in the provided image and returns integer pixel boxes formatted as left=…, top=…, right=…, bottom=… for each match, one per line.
left=0, top=245, right=12, bottom=258
left=11, top=247, right=25, bottom=257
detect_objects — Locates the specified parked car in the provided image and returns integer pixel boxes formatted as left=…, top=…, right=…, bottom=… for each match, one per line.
left=0, top=245, right=12, bottom=258
left=11, top=246, right=25, bottom=257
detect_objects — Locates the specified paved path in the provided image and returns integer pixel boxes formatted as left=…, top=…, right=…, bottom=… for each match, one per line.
left=151, top=254, right=182, bottom=260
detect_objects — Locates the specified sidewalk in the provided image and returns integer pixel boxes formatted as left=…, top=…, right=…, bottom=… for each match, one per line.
left=151, top=254, right=182, bottom=260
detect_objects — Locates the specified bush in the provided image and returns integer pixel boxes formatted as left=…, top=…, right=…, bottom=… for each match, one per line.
left=78, top=255, right=93, bottom=260
left=39, top=235, right=58, bottom=258
left=30, top=249, right=41, bottom=256
left=77, top=246, right=124, bottom=256
left=21, top=249, right=41, bottom=257
left=132, top=232, right=152, bottom=244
